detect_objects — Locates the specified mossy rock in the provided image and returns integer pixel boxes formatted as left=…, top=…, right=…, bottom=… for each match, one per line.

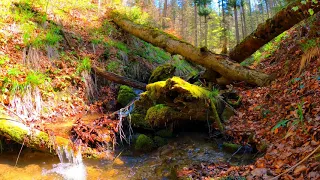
left=134, top=134, right=155, bottom=152
left=155, top=129, right=173, bottom=138
left=148, top=64, right=176, bottom=83
left=153, top=136, right=167, bottom=147
left=222, top=142, right=242, bottom=153
left=117, top=85, right=137, bottom=106
left=130, top=113, right=151, bottom=129
left=145, top=104, right=175, bottom=127
left=134, top=92, right=154, bottom=112
left=135, top=77, right=224, bottom=131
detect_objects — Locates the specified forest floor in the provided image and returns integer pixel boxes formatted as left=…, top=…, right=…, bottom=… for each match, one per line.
left=178, top=13, right=320, bottom=180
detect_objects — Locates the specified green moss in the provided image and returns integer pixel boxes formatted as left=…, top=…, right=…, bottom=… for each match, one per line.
left=131, top=113, right=151, bottom=129
left=146, top=81, right=166, bottom=100
left=148, top=64, right=176, bottom=83
left=222, top=142, right=242, bottom=153
left=153, top=136, right=167, bottom=147
left=117, top=85, right=137, bottom=106
left=134, top=92, right=154, bottom=111
left=136, top=77, right=224, bottom=130
left=145, top=104, right=173, bottom=126
left=0, top=120, right=68, bottom=151
left=134, top=134, right=155, bottom=152
left=0, top=121, right=28, bottom=144
left=146, top=76, right=213, bottom=101
left=155, top=129, right=173, bottom=138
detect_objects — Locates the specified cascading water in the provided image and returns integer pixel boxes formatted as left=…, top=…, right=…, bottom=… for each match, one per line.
left=115, top=88, right=143, bottom=145
left=43, top=146, right=87, bottom=180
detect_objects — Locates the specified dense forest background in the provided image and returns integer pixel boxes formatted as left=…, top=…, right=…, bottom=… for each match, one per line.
left=110, top=0, right=293, bottom=52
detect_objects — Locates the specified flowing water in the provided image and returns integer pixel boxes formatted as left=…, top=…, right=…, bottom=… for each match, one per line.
left=0, top=133, right=255, bottom=180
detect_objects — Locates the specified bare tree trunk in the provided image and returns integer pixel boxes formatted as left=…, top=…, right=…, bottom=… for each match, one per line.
left=205, top=15, right=208, bottom=47
left=240, top=6, right=245, bottom=40
left=158, top=0, right=162, bottom=23
left=194, top=4, right=198, bottom=47
left=265, top=0, right=270, bottom=18
left=248, top=0, right=254, bottom=33
left=171, top=0, right=177, bottom=30
left=234, top=5, right=240, bottom=44
left=180, top=4, right=184, bottom=39
left=110, top=12, right=272, bottom=86
left=221, top=0, right=228, bottom=54
left=229, top=0, right=320, bottom=62
left=162, top=0, right=167, bottom=29
left=241, top=2, right=247, bottom=37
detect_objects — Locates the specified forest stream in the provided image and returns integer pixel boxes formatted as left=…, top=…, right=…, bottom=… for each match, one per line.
left=0, top=116, right=255, bottom=180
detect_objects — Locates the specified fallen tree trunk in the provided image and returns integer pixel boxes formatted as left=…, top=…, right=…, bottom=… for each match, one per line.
left=110, top=12, right=272, bottom=86
left=229, top=0, right=320, bottom=62
left=0, top=118, right=112, bottom=159
left=0, top=119, right=70, bottom=151
left=92, top=66, right=147, bottom=90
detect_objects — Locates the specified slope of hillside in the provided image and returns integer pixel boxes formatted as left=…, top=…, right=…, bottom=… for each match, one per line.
left=179, top=13, right=320, bottom=179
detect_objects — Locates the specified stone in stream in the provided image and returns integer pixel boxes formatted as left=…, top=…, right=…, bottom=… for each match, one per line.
left=117, top=85, right=137, bottom=107
left=134, top=134, right=155, bottom=152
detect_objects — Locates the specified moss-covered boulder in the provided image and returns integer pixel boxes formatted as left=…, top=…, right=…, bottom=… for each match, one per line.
left=148, top=64, right=176, bottom=83
left=135, top=77, right=224, bottom=131
left=145, top=104, right=178, bottom=127
left=117, top=85, right=137, bottom=106
left=134, top=134, right=155, bottom=152
left=130, top=113, right=151, bottom=129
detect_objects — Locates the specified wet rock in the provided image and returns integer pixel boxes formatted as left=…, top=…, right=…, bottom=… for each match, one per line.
left=130, top=113, right=151, bottom=129
left=117, top=85, right=137, bottom=106
left=134, top=134, right=155, bottom=152
left=222, top=142, right=242, bottom=153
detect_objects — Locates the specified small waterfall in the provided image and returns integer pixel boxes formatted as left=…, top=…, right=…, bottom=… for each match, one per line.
left=43, top=146, right=87, bottom=180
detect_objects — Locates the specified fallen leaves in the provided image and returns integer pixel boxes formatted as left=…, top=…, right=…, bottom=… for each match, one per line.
left=183, top=15, right=320, bottom=179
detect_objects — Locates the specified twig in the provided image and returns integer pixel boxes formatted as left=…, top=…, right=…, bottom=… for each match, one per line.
left=227, top=146, right=243, bottom=162
left=112, top=149, right=124, bottom=164
left=15, top=139, right=25, bottom=166
left=270, top=144, right=320, bottom=180
left=0, top=102, right=25, bottom=123
left=217, top=96, right=239, bottom=115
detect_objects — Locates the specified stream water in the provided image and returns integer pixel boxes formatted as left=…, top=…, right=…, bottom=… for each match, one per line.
left=0, top=132, right=255, bottom=180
